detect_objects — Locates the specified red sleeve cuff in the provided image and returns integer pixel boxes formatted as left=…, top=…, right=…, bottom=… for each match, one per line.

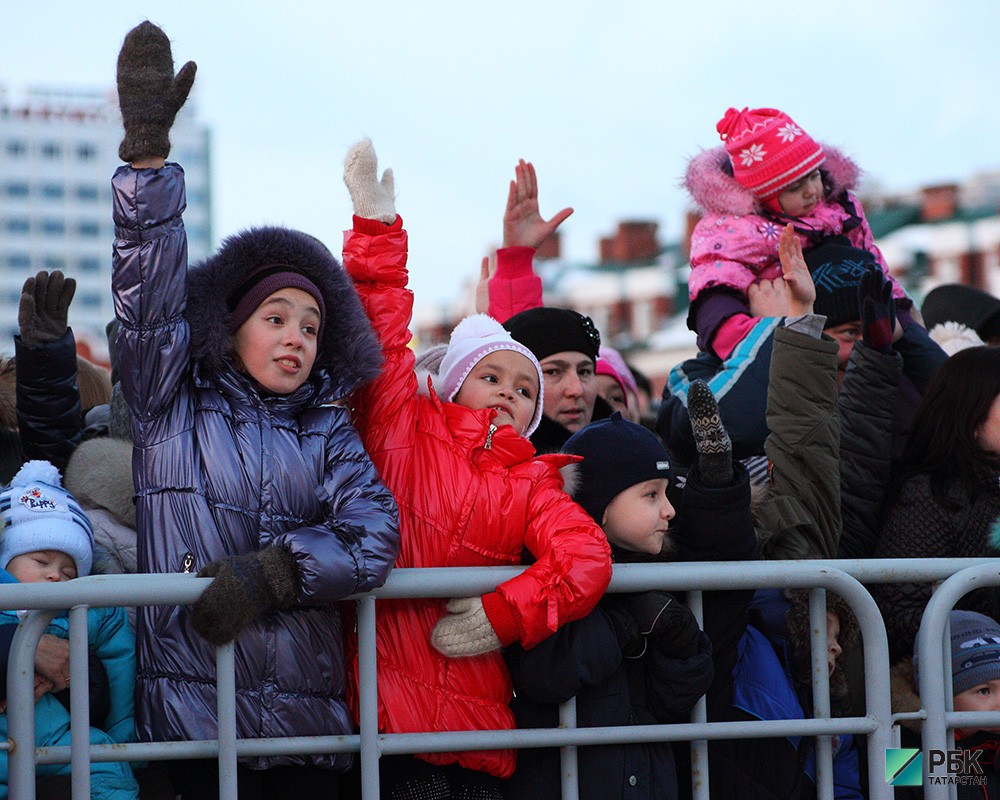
left=481, top=591, right=520, bottom=646
left=352, top=214, right=403, bottom=235
left=494, top=247, right=536, bottom=280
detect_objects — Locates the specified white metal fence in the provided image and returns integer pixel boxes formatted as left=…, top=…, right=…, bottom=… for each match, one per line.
left=3, top=558, right=1000, bottom=799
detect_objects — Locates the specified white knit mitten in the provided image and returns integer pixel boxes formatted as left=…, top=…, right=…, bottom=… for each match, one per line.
left=343, top=138, right=396, bottom=223
left=431, top=597, right=502, bottom=658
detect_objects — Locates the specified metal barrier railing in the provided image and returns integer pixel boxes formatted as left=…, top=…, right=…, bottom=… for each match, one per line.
left=2, top=558, right=999, bottom=799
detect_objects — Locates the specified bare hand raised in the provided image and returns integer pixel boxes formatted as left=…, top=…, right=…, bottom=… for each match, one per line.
left=474, top=255, right=495, bottom=315
left=778, top=224, right=815, bottom=316
left=502, top=160, right=573, bottom=249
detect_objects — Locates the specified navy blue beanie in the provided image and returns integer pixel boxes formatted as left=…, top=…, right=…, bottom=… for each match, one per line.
left=562, top=412, right=672, bottom=522
left=804, top=238, right=876, bottom=328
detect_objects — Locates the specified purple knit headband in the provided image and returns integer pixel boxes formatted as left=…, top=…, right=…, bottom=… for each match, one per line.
left=227, top=265, right=326, bottom=334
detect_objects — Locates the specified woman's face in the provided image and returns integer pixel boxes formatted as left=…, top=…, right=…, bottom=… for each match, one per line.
left=975, top=392, right=1000, bottom=456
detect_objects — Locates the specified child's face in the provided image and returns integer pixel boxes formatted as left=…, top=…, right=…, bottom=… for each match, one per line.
left=453, top=350, right=539, bottom=435
left=601, top=478, right=675, bottom=555
left=233, top=288, right=320, bottom=395
left=597, top=374, right=634, bottom=421
left=7, top=550, right=77, bottom=583
left=827, top=611, right=842, bottom=677
left=954, top=679, right=1000, bottom=736
left=539, top=351, right=598, bottom=432
left=777, top=169, right=824, bottom=217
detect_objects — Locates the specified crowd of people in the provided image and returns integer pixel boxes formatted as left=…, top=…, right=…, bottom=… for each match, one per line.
left=0, top=20, right=998, bottom=800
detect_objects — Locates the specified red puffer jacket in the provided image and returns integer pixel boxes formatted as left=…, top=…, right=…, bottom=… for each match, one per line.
left=343, top=218, right=612, bottom=778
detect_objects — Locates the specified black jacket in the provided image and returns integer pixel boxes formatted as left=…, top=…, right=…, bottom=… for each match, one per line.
left=504, top=596, right=713, bottom=800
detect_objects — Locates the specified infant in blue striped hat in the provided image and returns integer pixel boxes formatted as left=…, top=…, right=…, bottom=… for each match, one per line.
left=0, top=460, right=94, bottom=582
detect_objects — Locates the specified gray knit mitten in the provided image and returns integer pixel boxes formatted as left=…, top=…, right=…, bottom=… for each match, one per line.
left=116, top=21, right=197, bottom=162
left=431, top=597, right=502, bottom=658
left=343, top=138, right=397, bottom=223
left=687, top=379, right=733, bottom=488
left=191, top=548, right=300, bottom=646
left=18, top=271, right=76, bottom=348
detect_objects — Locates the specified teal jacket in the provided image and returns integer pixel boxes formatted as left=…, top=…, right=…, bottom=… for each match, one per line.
left=0, top=574, right=138, bottom=800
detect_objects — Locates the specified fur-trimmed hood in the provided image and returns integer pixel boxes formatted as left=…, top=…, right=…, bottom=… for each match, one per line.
left=185, top=226, right=383, bottom=395
left=684, top=144, right=862, bottom=217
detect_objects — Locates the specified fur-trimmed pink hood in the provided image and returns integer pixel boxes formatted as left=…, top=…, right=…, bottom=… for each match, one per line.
left=684, top=144, right=862, bottom=216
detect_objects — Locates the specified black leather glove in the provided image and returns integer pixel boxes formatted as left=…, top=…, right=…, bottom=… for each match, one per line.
left=190, top=548, right=300, bottom=646
left=116, top=21, right=197, bottom=162
left=18, top=271, right=75, bottom=348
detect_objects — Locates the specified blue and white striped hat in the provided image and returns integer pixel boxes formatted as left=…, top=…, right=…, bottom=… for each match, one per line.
left=0, top=461, right=94, bottom=577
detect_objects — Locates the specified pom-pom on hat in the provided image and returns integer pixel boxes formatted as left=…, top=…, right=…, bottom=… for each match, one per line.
left=804, top=238, right=876, bottom=328
left=226, top=264, right=326, bottom=335
left=503, top=307, right=601, bottom=363
left=914, top=610, right=1000, bottom=697
left=438, top=314, right=545, bottom=437
left=717, top=107, right=826, bottom=201
left=0, top=461, right=94, bottom=577
left=562, top=412, right=672, bottom=523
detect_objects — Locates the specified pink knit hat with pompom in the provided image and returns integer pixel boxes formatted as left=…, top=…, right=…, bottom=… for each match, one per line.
left=717, top=107, right=825, bottom=201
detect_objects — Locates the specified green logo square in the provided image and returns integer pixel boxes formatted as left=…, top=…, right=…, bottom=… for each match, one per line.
left=886, top=748, right=923, bottom=786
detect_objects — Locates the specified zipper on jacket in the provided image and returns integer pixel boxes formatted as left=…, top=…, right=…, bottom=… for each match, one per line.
left=484, top=424, right=497, bottom=450
left=181, top=553, right=195, bottom=574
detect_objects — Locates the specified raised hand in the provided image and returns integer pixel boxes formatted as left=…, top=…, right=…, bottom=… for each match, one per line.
left=502, top=160, right=573, bottom=249
left=859, top=266, right=899, bottom=352
left=474, top=255, right=495, bottom=315
left=116, top=21, right=196, bottom=163
left=778, top=223, right=815, bottom=316
left=343, top=138, right=397, bottom=223
left=18, top=270, right=76, bottom=347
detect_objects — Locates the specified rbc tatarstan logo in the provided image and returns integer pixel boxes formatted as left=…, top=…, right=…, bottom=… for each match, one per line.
left=886, top=747, right=986, bottom=787
left=886, top=748, right=922, bottom=786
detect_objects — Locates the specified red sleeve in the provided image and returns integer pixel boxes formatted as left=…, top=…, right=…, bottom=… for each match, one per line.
left=342, top=216, right=416, bottom=453
left=487, top=246, right=543, bottom=323
left=495, top=467, right=613, bottom=648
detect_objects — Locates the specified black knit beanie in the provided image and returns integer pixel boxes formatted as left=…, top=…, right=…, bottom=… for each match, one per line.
left=562, top=412, right=672, bottom=523
left=804, top=238, right=875, bottom=328
left=503, top=307, right=601, bottom=362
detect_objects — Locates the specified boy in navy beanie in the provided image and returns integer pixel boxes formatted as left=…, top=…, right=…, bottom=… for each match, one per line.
left=503, top=413, right=715, bottom=799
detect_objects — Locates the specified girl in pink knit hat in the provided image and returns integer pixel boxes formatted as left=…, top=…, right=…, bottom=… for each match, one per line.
left=657, top=107, right=947, bottom=471
left=685, top=106, right=908, bottom=361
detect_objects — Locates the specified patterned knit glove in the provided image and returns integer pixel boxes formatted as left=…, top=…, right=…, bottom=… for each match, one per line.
left=191, top=548, right=300, bottom=646
left=18, top=271, right=76, bottom=348
left=687, top=379, right=733, bottom=488
left=343, top=138, right=397, bottom=223
left=431, top=597, right=502, bottom=658
left=859, top=266, right=896, bottom=354
left=116, top=21, right=197, bottom=162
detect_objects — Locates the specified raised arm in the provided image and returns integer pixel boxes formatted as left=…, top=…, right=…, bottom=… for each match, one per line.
left=485, top=160, right=571, bottom=321
left=112, top=23, right=196, bottom=425
left=15, top=271, right=82, bottom=468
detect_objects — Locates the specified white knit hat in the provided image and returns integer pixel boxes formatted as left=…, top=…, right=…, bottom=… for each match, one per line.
left=437, top=314, right=545, bottom=437
left=0, top=461, right=94, bottom=577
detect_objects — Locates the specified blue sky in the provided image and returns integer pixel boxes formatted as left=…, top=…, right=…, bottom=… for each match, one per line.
left=4, top=1, right=1000, bottom=305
